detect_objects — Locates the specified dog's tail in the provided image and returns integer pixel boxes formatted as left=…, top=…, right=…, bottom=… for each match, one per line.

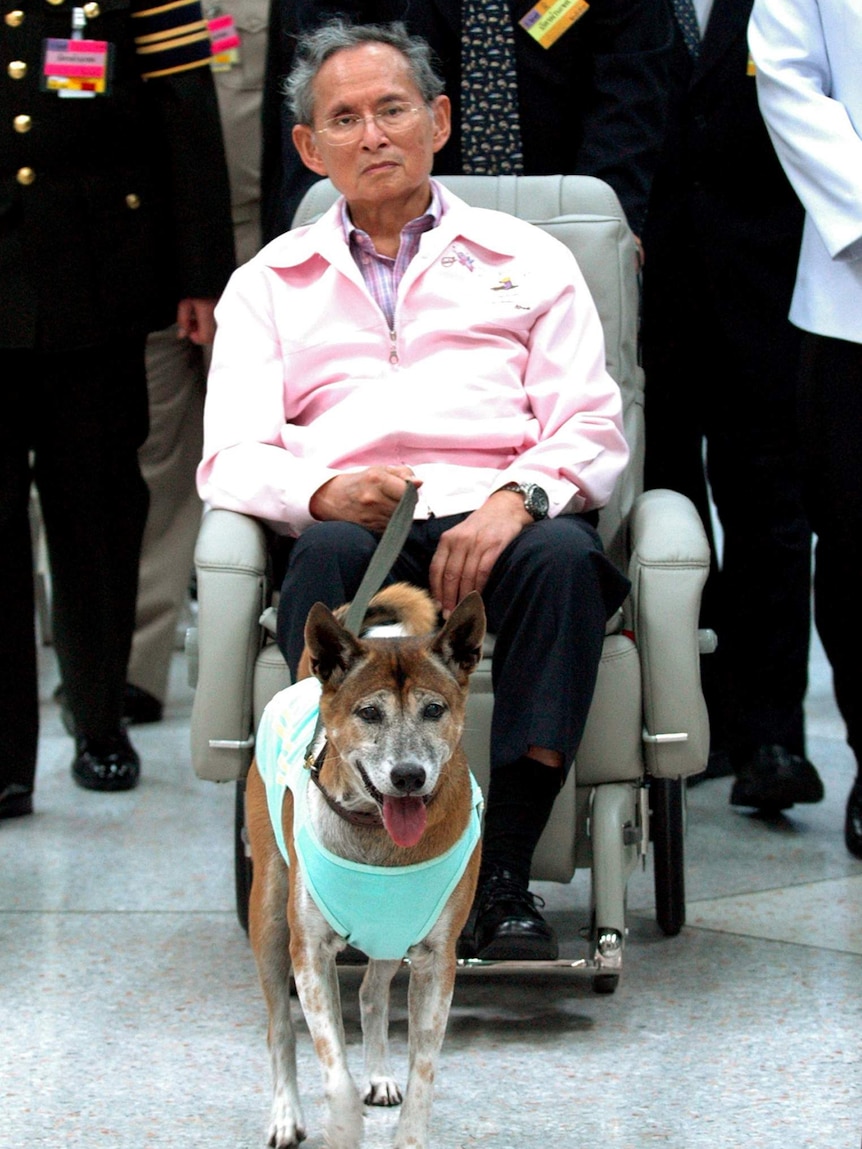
left=297, top=583, right=440, bottom=680
left=348, top=582, right=439, bottom=638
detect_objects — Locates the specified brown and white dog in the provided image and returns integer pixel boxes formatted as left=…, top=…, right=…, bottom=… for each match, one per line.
left=245, top=583, right=486, bottom=1149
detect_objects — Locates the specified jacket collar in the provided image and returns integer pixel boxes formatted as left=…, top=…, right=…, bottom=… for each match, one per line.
left=260, top=180, right=521, bottom=275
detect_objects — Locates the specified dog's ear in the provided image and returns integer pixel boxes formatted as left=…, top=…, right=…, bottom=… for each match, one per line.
left=431, top=591, right=487, bottom=682
left=304, top=602, right=365, bottom=686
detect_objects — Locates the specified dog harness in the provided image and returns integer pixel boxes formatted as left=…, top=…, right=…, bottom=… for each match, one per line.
left=255, top=679, right=483, bottom=961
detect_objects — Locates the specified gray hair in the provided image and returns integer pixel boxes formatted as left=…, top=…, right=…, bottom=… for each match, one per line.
left=286, top=18, right=445, bottom=126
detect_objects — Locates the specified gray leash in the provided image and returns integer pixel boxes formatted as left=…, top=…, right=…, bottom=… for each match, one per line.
left=304, top=482, right=419, bottom=766
left=342, top=481, right=418, bottom=636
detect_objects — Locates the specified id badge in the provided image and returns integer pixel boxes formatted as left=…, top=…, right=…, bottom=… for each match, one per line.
left=208, top=13, right=241, bottom=71
left=42, top=37, right=113, bottom=96
left=519, top=0, right=590, bottom=49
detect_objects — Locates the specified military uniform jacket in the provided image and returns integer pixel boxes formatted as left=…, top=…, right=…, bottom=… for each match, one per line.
left=1, top=0, right=236, bottom=350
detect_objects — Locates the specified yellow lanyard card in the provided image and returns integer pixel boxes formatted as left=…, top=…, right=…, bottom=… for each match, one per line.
left=519, top=0, right=589, bottom=49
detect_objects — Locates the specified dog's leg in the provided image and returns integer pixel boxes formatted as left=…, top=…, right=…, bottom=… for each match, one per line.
left=392, top=936, right=458, bottom=1149
left=360, top=958, right=403, bottom=1106
left=247, top=767, right=306, bottom=1149
left=289, top=879, right=365, bottom=1149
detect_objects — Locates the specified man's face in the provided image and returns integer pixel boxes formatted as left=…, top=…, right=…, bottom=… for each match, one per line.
left=292, top=42, right=451, bottom=215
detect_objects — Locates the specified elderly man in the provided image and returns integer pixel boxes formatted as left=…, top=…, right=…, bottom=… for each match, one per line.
left=198, top=19, right=629, bottom=960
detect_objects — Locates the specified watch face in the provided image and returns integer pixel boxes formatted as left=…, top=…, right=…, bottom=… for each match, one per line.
left=524, top=484, right=549, bottom=520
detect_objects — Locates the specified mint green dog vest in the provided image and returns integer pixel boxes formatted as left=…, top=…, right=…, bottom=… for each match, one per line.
left=255, top=678, right=483, bottom=961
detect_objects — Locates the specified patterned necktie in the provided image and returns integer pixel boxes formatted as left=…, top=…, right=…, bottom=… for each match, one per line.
left=672, top=0, right=702, bottom=59
left=460, top=0, right=524, bottom=174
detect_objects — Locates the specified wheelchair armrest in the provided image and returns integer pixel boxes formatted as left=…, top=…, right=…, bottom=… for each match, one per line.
left=189, top=508, right=271, bottom=782
left=628, top=488, right=711, bottom=779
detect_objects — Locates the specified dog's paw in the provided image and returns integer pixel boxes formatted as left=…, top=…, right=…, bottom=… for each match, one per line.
left=364, top=1076, right=403, bottom=1107
left=267, top=1106, right=306, bottom=1148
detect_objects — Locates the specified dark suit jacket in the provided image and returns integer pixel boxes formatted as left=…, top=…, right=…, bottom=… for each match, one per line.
left=641, top=0, right=804, bottom=389
left=0, top=0, right=236, bottom=351
left=262, top=0, right=673, bottom=240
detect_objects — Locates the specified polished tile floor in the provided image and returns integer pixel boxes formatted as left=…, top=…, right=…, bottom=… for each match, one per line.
left=2, top=628, right=860, bottom=1149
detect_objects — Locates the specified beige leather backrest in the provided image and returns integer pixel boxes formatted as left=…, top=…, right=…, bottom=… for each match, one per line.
left=291, top=174, right=644, bottom=569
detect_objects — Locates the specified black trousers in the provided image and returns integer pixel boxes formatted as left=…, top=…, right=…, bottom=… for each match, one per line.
left=0, top=340, right=150, bottom=790
left=642, top=257, right=812, bottom=762
left=798, top=333, right=862, bottom=765
left=276, top=512, right=629, bottom=776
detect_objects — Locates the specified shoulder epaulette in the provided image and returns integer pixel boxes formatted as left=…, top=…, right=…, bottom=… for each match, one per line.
left=132, top=0, right=214, bottom=79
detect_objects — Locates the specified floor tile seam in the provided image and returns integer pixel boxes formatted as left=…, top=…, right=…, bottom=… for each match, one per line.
left=686, top=870, right=862, bottom=908
left=683, top=920, right=862, bottom=958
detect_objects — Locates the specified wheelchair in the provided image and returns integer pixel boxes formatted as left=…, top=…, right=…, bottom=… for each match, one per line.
left=186, top=174, right=712, bottom=993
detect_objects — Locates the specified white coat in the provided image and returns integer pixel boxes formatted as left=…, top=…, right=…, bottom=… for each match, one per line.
left=749, top=0, right=862, bottom=343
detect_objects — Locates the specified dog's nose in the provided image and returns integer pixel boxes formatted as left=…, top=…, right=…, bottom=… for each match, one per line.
left=390, top=762, right=427, bottom=795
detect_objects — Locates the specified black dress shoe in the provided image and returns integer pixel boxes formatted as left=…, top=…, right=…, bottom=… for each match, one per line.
left=0, top=784, right=34, bottom=820
left=123, top=684, right=163, bottom=725
left=470, top=868, right=558, bottom=961
left=730, top=744, right=824, bottom=813
left=72, top=730, right=140, bottom=792
left=845, top=780, right=862, bottom=859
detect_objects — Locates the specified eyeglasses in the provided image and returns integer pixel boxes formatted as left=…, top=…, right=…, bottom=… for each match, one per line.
left=314, top=103, right=427, bottom=146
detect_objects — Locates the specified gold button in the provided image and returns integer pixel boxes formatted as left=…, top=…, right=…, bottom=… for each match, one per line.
left=46, top=0, right=66, bottom=6
left=5, top=10, right=25, bottom=26
left=8, top=60, right=27, bottom=79
left=125, top=193, right=141, bottom=210
left=14, top=114, right=32, bottom=133
left=83, top=1, right=100, bottom=15
left=16, top=167, right=35, bottom=186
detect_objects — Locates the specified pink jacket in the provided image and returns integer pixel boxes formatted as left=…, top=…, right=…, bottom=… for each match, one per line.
left=198, top=182, right=628, bottom=535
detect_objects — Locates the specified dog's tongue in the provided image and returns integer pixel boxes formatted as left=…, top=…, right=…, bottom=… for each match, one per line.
left=382, top=796, right=427, bottom=848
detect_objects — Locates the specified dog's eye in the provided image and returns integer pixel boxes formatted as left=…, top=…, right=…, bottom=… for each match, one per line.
left=356, top=704, right=383, bottom=724
left=423, top=702, right=446, bottom=721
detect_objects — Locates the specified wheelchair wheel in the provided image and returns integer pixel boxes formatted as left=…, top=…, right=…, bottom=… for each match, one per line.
left=650, top=777, right=686, bottom=937
left=234, top=778, right=253, bottom=935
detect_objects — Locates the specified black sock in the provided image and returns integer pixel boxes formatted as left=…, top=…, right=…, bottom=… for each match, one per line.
left=479, top=756, right=563, bottom=888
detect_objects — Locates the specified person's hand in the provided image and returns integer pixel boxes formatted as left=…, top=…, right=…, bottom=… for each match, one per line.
left=176, top=298, right=218, bottom=345
left=429, top=489, right=532, bottom=616
left=310, top=466, right=421, bottom=531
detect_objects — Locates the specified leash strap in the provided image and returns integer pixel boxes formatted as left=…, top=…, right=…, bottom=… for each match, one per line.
left=342, top=481, right=418, bottom=635
left=304, top=481, right=419, bottom=765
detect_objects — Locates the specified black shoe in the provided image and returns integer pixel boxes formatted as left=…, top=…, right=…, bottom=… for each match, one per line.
left=730, top=744, right=824, bottom=813
left=123, top=684, right=163, bottom=725
left=0, top=784, right=34, bottom=820
left=470, top=868, right=558, bottom=961
left=72, top=731, right=140, bottom=792
left=845, top=780, right=862, bottom=859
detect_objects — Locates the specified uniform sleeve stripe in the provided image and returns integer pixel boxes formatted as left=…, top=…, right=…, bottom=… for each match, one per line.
left=132, top=0, right=205, bottom=21
left=135, top=27, right=210, bottom=54
left=138, top=55, right=214, bottom=79
left=132, top=0, right=215, bottom=76
left=134, top=19, right=207, bottom=45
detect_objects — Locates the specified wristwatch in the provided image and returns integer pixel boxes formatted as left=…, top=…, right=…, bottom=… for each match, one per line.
left=498, top=481, right=550, bottom=521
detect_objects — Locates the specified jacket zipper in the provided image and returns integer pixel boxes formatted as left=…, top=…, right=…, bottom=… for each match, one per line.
left=388, top=328, right=398, bottom=365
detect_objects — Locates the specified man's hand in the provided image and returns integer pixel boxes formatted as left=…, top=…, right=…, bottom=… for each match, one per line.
left=176, top=298, right=218, bottom=345
left=429, top=490, right=532, bottom=616
left=310, top=466, right=421, bottom=532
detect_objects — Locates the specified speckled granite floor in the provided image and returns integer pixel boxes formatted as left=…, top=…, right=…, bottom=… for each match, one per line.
left=2, top=629, right=860, bottom=1149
